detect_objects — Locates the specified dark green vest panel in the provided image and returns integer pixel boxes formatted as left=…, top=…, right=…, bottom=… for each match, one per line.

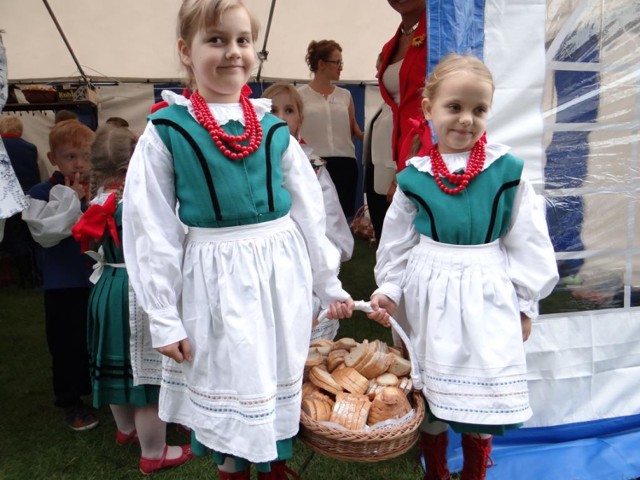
left=397, top=154, right=523, bottom=245
left=150, top=105, right=292, bottom=228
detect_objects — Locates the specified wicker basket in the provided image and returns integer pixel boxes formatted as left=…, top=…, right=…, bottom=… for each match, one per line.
left=21, top=87, right=58, bottom=104
left=299, top=390, right=424, bottom=462
left=298, top=300, right=425, bottom=462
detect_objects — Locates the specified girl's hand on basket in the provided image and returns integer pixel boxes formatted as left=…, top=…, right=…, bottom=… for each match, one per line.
left=368, top=294, right=396, bottom=327
left=327, top=297, right=355, bottom=320
left=157, top=338, right=192, bottom=363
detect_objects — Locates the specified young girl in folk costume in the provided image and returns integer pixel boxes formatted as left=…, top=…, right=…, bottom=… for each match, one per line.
left=72, top=125, right=193, bottom=475
left=122, top=1, right=354, bottom=479
left=262, top=82, right=353, bottom=340
left=367, top=54, right=558, bottom=480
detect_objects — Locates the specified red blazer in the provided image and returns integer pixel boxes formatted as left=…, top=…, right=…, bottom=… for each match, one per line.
left=378, top=12, right=432, bottom=171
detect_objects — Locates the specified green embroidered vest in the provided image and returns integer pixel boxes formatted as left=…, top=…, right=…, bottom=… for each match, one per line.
left=397, top=154, right=524, bottom=245
left=150, top=105, right=292, bottom=228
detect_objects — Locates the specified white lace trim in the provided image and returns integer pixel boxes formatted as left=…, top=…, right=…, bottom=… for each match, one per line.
left=160, top=90, right=271, bottom=126
left=407, top=143, right=511, bottom=175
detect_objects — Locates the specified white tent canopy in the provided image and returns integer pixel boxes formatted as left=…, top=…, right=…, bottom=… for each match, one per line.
left=2, top=0, right=397, bottom=83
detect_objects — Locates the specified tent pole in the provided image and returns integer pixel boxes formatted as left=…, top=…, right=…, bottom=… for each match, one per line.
left=256, top=0, right=277, bottom=83
left=41, top=0, right=89, bottom=82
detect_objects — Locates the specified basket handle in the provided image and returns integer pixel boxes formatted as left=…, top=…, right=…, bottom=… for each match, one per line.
left=317, top=300, right=423, bottom=390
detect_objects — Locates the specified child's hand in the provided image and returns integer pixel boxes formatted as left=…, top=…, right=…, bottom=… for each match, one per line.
left=65, top=172, right=88, bottom=201
left=368, top=294, right=396, bottom=327
left=521, top=313, right=532, bottom=342
left=157, top=338, right=193, bottom=363
left=386, top=180, right=397, bottom=203
left=326, top=297, right=355, bottom=320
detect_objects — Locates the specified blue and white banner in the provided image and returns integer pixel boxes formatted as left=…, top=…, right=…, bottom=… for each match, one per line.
left=427, top=0, right=547, bottom=187
left=426, top=1, right=640, bottom=479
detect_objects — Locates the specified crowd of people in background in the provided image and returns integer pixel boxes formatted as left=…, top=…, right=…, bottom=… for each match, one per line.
left=0, top=1, right=560, bottom=479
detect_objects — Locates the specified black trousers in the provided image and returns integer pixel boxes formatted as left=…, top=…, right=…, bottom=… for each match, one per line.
left=323, top=156, right=359, bottom=219
left=364, top=159, right=390, bottom=243
left=44, top=288, right=92, bottom=408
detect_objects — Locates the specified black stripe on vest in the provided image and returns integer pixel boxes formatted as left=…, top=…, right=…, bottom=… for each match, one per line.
left=151, top=118, right=222, bottom=221
left=485, top=179, right=520, bottom=243
left=265, top=122, right=288, bottom=212
left=404, top=191, right=439, bottom=242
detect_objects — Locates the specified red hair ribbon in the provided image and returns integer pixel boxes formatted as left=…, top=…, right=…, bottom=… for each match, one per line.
left=406, top=117, right=433, bottom=157
left=72, top=193, right=120, bottom=252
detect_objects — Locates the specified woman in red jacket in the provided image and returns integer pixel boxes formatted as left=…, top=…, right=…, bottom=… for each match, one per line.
left=364, top=0, right=431, bottom=240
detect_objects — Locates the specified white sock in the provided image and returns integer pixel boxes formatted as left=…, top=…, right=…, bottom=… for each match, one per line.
left=420, top=418, right=448, bottom=435
left=109, top=404, right=135, bottom=434
left=218, top=456, right=245, bottom=473
left=135, top=404, right=173, bottom=459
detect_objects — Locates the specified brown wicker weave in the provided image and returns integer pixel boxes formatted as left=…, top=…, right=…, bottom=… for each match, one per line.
left=298, top=390, right=425, bottom=462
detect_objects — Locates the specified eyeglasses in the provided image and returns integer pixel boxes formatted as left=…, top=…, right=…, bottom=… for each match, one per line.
left=325, top=60, right=344, bottom=67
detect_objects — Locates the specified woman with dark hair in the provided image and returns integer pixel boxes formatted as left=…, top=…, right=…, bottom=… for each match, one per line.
left=298, top=39, right=363, bottom=219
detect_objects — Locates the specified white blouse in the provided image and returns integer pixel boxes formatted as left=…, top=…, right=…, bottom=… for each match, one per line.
left=298, top=84, right=356, bottom=159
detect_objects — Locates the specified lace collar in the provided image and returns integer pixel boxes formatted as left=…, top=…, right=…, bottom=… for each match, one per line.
left=161, top=90, right=271, bottom=126
left=407, top=143, right=511, bottom=175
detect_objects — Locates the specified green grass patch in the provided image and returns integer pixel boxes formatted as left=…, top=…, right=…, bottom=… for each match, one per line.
left=0, top=239, right=426, bottom=479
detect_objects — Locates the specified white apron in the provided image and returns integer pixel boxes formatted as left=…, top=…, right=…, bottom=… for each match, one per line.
left=158, top=215, right=313, bottom=463
left=403, top=236, right=532, bottom=426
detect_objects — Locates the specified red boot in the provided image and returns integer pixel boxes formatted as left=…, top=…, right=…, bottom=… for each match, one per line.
left=419, top=432, right=451, bottom=480
left=257, top=460, right=300, bottom=480
left=217, top=469, right=251, bottom=480
left=460, top=434, right=493, bottom=480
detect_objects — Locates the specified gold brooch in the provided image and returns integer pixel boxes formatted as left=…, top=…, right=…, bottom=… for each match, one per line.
left=412, top=34, right=426, bottom=48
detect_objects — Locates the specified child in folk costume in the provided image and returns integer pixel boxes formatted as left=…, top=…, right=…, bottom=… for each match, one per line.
left=262, top=82, right=353, bottom=341
left=367, top=54, right=558, bottom=480
left=21, top=120, right=98, bottom=431
left=71, top=125, right=193, bottom=475
left=121, top=1, right=354, bottom=479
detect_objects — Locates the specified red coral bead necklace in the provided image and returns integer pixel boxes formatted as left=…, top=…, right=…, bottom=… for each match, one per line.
left=191, top=90, right=263, bottom=160
left=429, top=140, right=486, bottom=195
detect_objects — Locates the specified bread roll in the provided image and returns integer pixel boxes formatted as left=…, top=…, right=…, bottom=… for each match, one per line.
left=302, top=381, right=320, bottom=398
left=367, top=387, right=412, bottom=426
left=305, top=348, right=324, bottom=368
left=344, top=340, right=369, bottom=369
left=316, top=345, right=332, bottom=356
left=327, top=349, right=349, bottom=372
left=359, top=350, right=392, bottom=379
left=388, top=346, right=403, bottom=356
left=308, top=366, right=343, bottom=395
left=302, top=396, right=333, bottom=422
left=330, top=392, right=371, bottom=430
left=398, top=377, right=413, bottom=394
left=376, top=372, right=399, bottom=387
left=333, top=337, right=358, bottom=351
left=387, top=353, right=412, bottom=377
left=332, top=367, right=369, bottom=395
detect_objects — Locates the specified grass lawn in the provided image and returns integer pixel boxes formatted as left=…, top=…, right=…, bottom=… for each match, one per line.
left=0, top=238, right=427, bottom=479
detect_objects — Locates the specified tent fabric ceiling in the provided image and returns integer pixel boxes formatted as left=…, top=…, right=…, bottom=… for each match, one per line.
left=1, top=0, right=398, bottom=83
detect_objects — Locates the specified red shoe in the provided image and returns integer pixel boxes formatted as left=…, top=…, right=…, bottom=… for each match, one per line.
left=257, top=460, right=301, bottom=480
left=115, top=429, right=139, bottom=445
left=139, top=444, right=193, bottom=475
